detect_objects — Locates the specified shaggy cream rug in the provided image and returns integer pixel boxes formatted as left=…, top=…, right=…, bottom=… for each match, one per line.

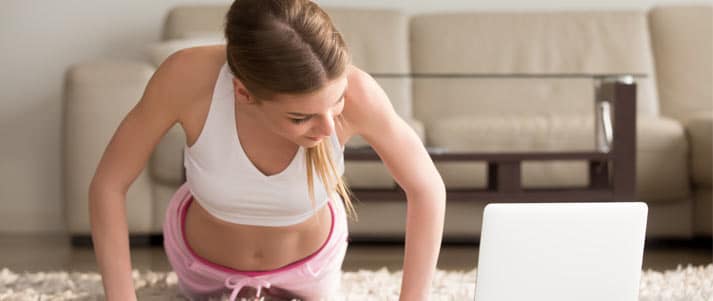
left=1, top=265, right=712, bottom=300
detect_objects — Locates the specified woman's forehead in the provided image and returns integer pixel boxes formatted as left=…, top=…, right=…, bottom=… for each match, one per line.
left=271, top=77, right=347, bottom=110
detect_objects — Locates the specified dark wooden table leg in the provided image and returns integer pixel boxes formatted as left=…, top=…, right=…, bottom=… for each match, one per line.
left=589, top=160, right=610, bottom=189
left=603, top=80, right=637, bottom=201
left=488, top=161, right=522, bottom=194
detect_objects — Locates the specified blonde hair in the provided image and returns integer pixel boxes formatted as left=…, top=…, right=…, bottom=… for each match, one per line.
left=224, top=0, right=357, bottom=221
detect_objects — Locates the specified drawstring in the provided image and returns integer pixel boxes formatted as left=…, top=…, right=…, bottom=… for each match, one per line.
left=224, top=275, right=272, bottom=301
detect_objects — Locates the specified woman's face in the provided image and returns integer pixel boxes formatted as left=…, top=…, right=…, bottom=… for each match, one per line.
left=234, top=75, right=348, bottom=148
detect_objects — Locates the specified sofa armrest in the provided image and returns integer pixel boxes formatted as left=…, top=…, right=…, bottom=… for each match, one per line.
left=685, top=113, right=713, bottom=188
left=63, top=60, right=157, bottom=235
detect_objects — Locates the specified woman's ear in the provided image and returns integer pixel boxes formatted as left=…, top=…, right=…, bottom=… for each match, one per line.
left=232, top=78, right=257, bottom=105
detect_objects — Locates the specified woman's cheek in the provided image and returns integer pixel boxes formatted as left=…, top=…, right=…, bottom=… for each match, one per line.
left=284, top=122, right=309, bottom=136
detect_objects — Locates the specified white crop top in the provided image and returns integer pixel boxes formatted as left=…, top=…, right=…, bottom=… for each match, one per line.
left=183, top=63, right=345, bottom=227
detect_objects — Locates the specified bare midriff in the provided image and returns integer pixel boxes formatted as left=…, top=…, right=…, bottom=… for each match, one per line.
left=177, top=46, right=337, bottom=272
left=183, top=195, right=333, bottom=272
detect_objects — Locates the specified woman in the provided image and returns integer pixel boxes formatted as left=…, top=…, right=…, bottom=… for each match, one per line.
left=88, top=0, right=446, bottom=300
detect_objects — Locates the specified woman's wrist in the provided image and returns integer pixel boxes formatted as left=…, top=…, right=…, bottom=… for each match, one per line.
left=399, top=290, right=429, bottom=301
left=105, top=291, right=137, bottom=301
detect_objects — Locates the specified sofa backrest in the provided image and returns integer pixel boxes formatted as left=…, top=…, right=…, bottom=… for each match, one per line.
left=163, top=5, right=229, bottom=40
left=649, top=5, right=713, bottom=122
left=409, top=11, right=660, bottom=125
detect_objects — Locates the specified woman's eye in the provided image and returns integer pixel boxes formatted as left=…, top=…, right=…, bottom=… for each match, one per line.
left=290, top=118, right=309, bottom=124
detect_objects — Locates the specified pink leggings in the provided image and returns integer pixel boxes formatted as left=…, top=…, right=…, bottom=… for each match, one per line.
left=162, top=183, right=349, bottom=301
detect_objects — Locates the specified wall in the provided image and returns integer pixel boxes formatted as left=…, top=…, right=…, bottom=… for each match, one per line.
left=0, top=0, right=704, bottom=233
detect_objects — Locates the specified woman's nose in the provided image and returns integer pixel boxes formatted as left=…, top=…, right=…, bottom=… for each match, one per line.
left=316, top=114, right=335, bottom=137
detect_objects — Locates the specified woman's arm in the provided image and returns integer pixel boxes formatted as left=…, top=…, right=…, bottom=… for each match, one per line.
left=341, top=65, right=446, bottom=301
left=88, top=188, right=136, bottom=300
left=88, top=49, right=201, bottom=300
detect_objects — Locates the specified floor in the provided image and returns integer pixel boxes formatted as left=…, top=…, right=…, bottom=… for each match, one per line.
left=0, top=234, right=710, bottom=273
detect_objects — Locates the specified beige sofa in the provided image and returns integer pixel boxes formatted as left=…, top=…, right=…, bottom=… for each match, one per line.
left=63, top=5, right=712, bottom=243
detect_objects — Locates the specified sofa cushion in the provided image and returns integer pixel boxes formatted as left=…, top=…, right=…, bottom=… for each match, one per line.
left=685, top=113, right=712, bottom=188
left=428, top=114, right=596, bottom=152
left=414, top=77, right=598, bottom=124
left=410, top=11, right=660, bottom=125
left=637, top=116, right=690, bottom=202
left=427, top=115, right=690, bottom=202
left=326, top=8, right=409, bottom=74
left=649, top=6, right=713, bottom=122
left=163, top=5, right=229, bottom=40
left=344, top=161, right=395, bottom=189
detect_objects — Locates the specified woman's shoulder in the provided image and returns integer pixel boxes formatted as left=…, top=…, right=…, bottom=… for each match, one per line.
left=151, top=45, right=226, bottom=118
left=341, top=64, right=394, bottom=131
left=343, top=64, right=376, bottom=113
left=157, top=45, right=226, bottom=95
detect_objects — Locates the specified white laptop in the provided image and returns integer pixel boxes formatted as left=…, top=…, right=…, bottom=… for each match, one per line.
left=474, top=202, right=648, bottom=301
